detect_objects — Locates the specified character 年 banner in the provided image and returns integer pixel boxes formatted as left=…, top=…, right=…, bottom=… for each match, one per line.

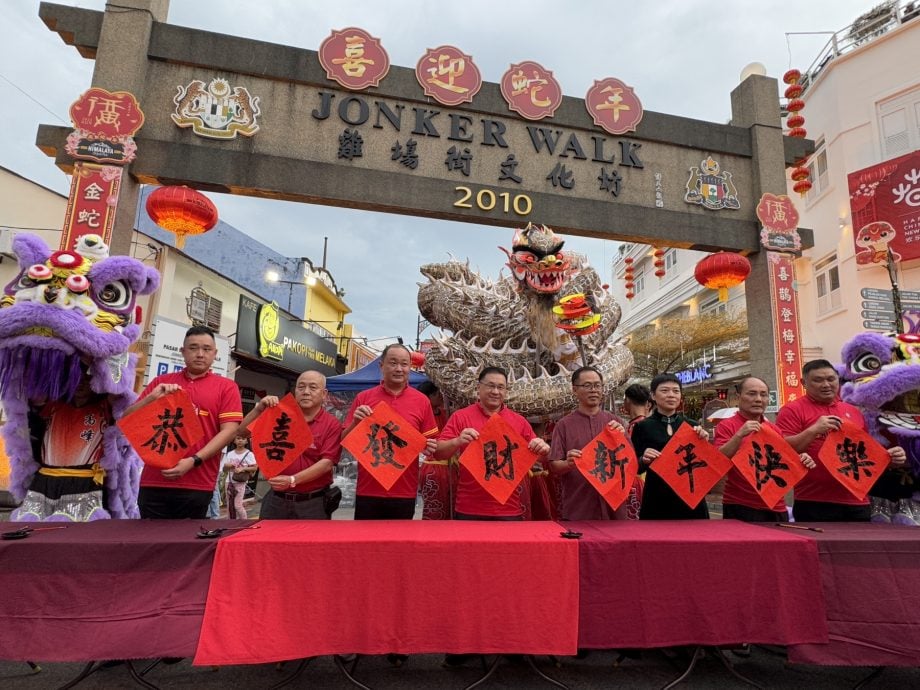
left=458, top=414, right=537, bottom=506
left=341, top=401, right=427, bottom=491
left=575, top=426, right=637, bottom=510
left=118, top=388, right=204, bottom=469
left=817, top=421, right=891, bottom=501
left=248, top=394, right=313, bottom=479
left=731, top=427, right=807, bottom=510
left=652, top=423, right=732, bottom=509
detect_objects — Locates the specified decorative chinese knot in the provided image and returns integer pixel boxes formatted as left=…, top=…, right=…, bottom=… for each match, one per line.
left=653, top=247, right=666, bottom=278
left=694, top=252, right=751, bottom=302
left=784, top=69, right=813, bottom=197
left=146, top=186, right=218, bottom=249
left=623, top=257, right=635, bottom=300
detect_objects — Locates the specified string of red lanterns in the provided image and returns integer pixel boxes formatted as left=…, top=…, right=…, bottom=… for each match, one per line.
left=623, top=256, right=635, bottom=300
left=653, top=247, right=666, bottom=278
left=783, top=69, right=813, bottom=198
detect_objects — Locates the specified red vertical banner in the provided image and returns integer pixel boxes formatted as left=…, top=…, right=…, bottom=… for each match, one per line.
left=59, top=162, right=123, bottom=252
left=767, top=252, right=804, bottom=405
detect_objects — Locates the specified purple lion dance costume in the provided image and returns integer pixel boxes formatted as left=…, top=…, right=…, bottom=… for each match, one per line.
left=0, top=233, right=159, bottom=520
left=838, top=330, right=920, bottom=525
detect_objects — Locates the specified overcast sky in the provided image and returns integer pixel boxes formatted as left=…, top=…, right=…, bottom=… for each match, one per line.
left=1, top=0, right=875, bottom=345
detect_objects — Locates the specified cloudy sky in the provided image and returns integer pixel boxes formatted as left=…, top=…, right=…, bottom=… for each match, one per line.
left=1, top=0, right=875, bottom=344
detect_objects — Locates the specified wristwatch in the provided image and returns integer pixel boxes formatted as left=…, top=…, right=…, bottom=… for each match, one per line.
left=191, top=454, right=203, bottom=467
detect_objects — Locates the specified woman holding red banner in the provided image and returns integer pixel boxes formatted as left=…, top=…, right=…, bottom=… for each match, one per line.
left=715, top=376, right=815, bottom=523
left=631, top=373, right=710, bottom=520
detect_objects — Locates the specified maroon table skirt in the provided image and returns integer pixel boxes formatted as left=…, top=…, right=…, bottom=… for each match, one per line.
left=0, top=520, right=245, bottom=662
left=786, top=523, right=920, bottom=667
left=571, top=520, right=828, bottom=649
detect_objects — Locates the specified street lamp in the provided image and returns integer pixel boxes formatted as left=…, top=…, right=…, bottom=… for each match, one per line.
left=264, top=269, right=303, bottom=313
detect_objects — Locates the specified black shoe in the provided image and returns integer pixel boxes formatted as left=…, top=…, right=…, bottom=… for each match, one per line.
left=386, top=653, right=408, bottom=667
left=161, top=657, right=184, bottom=665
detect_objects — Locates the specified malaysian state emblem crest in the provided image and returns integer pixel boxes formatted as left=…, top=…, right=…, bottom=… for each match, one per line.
left=171, top=78, right=261, bottom=140
left=684, top=156, right=740, bottom=210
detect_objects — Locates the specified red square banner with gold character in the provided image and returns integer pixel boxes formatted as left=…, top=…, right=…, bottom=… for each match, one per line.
left=458, top=414, right=537, bottom=506
left=416, top=45, right=482, bottom=106
left=249, top=394, right=313, bottom=479
left=818, top=421, right=890, bottom=501
left=767, top=252, right=804, bottom=405
left=575, top=426, right=637, bottom=510
left=731, top=427, right=807, bottom=510
left=652, top=423, right=732, bottom=509
left=59, top=162, right=122, bottom=252
left=342, top=401, right=427, bottom=491
left=118, top=388, right=204, bottom=469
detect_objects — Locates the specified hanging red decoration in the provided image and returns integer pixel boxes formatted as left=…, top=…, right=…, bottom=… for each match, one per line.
left=623, top=257, right=635, bottom=300
left=694, top=252, right=751, bottom=302
left=146, top=186, right=219, bottom=249
left=790, top=166, right=810, bottom=181
left=787, top=126, right=808, bottom=139
left=785, top=113, right=805, bottom=128
left=783, top=69, right=802, bottom=85
left=653, top=248, right=666, bottom=278
left=793, top=179, right=813, bottom=196
left=786, top=98, right=806, bottom=113
left=409, top=350, right=426, bottom=369
left=784, top=84, right=803, bottom=99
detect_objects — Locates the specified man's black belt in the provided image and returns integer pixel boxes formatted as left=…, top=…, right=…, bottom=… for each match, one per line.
left=272, top=486, right=329, bottom=501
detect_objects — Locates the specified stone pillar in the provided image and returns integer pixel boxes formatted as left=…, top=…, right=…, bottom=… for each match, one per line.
left=90, top=0, right=169, bottom=256
left=730, top=74, right=787, bottom=396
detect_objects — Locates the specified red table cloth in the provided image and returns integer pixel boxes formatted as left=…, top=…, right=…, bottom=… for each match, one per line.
left=0, top=520, right=245, bottom=661
left=571, top=520, right=828, bottom=649
left=786, top=523, right=920, bottom=667
left=194, top=520, right=579, bottom=665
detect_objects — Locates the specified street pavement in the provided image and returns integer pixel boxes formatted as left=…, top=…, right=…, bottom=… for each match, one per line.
left=1, top=647, right=918, bottom=689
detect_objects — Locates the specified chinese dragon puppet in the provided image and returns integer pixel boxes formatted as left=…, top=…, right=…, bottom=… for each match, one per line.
left=0, top=233, right=159, bottom=520
left=418, top=222, right=633, bottom=419
left=839, top=330, right=920, bottom=525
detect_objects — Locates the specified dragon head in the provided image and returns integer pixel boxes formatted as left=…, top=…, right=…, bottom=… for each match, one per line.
left=0, top=233, right=160, bottom=404
left=839, top=331, right=920, bottom=472
left=499, top=222, right=573, bottom=294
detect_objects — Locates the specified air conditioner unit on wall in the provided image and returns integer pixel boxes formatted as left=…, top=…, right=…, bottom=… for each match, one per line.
left=0, top=227, right=14, bottom=256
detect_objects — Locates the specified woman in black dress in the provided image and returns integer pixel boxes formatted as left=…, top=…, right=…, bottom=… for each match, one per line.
left=631, top=373, right=711, bottom=520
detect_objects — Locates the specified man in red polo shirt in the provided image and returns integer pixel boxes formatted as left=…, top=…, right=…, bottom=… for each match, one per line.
left=343, top=344, right=439, bottom=520
left=242, top=370, right=343, bottom=519
left=435, top=366, right=550, bottom=520
left=777, top=359, right=906, bottom=522
left=716, top=375, right=815, bottom=522
left=129, top=326, right=243, bottom=520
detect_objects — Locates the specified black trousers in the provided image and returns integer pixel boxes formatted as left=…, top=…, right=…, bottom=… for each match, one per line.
left=722, top=503, right=787, bottom=523
left=354, top=495, right=416, bottom=520
left=138, top=487, right=212, bottom=519
left=792, top=500, right=871, bottom=522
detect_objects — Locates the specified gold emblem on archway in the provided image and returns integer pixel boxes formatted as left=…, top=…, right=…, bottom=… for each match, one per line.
left=172, top=78, right=261, bottom=140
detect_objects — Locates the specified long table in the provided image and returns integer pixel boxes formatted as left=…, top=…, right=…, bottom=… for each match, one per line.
left=0, top=520, right=246, bottom=661
left=3, top=519, right=916, bottom=668
left=193, top=520, right=579, bottom=665
left=572, top=520, right=828, bottom=649
left=786, top=522, right=920, bottom=667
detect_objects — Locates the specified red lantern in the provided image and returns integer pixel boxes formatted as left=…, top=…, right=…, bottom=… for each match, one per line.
left=793, top=179, right=813, bottom=197
left=787, top=126, right=808, bottom=139
left=409, top=350, right=426, bottom=369
left=785, top=113, right=805, bottom=128
left=653, top=247, right=666, bottom=279
left=783, top=69, right=802, bottom=85
left=146, top=186, right=219, bottom=249
left=784, top=84, right=803, bottom=99
left=694, top=252, right=751, bottom=302
left=790, top=166, right=810, bottom=181
left=625, top=291, right=635, bottom=300
left=786, top=98, right=805, bottom=113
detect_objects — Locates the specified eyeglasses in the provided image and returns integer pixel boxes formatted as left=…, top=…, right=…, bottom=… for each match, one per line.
left=479, top=382, right=507, bottom=391
left=574, top=383, right=603, bottom=391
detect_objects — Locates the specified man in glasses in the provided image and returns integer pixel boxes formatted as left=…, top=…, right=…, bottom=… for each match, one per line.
left=549, top=366, right=628, bottom=520
left=434, top=366, right=549, bottom=520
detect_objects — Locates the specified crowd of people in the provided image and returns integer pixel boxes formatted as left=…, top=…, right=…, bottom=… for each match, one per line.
left=129, top=326, right=907, bottom=527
